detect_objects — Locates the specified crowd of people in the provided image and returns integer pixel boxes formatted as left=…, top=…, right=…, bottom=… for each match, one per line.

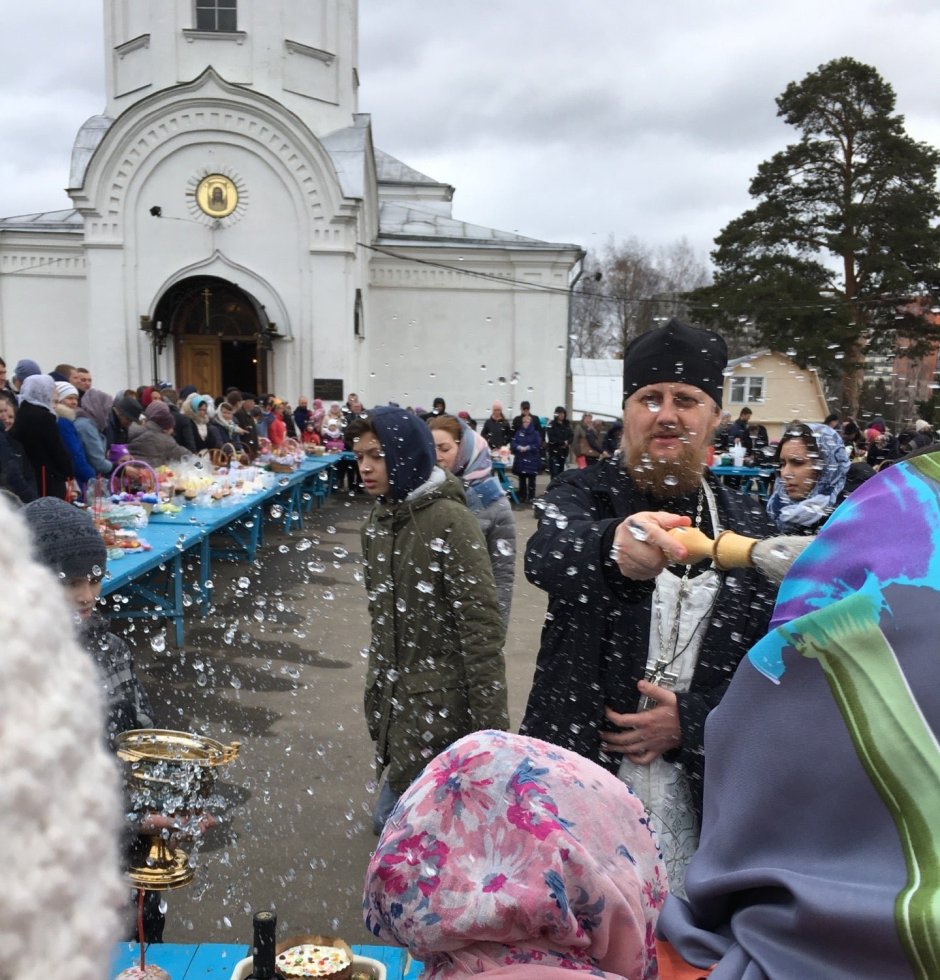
left=5, top=324, right=940, bottom=979
left=0, top=356, right=380, bottom=503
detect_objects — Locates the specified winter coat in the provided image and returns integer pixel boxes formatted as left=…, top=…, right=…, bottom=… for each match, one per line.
left=56, top=410, right=96, bottom=487
left=573, top=422, right=602, bottom=460
left=73, top=416, right=112, bottom=475
left=520, top=458, right=777, bottom=820
left=268, top=414, right=286, bottom=447
left=546, top=418, right=573, bottom=461
left=511, top=424, right=542, bottom=475
left=206, top=418, right=243, bottom=453
left=361, top=471, right=509, bottom=794
left=469, top=491, right=515, bottom=628
left=481, top=416, right=511, bottom=450
left=233, top=407, right=257, bottom=456
left=11, top=400, right=71, bottom=498
left=127, top=422, right=189, bottom=468
left=172, top=406, right=197, bottom=454
left=0, top=430, right=37, bottom=502
left=512, top=413, right=543, bottom=437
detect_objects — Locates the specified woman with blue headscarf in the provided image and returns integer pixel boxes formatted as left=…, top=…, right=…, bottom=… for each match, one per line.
left=766, top=422, right=850, bottom=533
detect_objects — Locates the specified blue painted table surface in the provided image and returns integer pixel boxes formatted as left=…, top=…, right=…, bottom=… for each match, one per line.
left=110, top=941, right=422, bottom=978
left=97, top=456, right=341, bottom=639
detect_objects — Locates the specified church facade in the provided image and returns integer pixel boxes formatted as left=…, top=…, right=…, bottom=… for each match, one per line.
left=0, top=0, right=581, bottom=415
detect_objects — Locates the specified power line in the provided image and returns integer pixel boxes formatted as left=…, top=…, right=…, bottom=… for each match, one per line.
left=360, top=241, right=939, bottom=317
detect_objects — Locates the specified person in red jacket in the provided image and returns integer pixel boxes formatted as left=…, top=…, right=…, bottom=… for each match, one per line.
left=267, top=397, right=286, bottom=447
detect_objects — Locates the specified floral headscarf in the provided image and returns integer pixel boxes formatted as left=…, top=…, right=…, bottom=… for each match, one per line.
left=364, top=730, right=666, bottom=980
left=18, top=374, right=56, bottom=411
left=766, top=421, right=851, bottom=531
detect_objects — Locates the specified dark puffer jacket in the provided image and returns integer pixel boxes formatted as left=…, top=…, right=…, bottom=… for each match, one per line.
left=521, top=457, right=778, bottom=820
left=361, top=471, right=509, bottom=793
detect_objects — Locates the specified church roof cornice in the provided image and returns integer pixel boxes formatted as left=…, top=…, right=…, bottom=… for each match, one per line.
left=69, top=67, right=357, bottom=229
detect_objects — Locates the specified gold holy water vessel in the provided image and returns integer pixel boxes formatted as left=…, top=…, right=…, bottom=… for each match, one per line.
left=115, top=729, right=240, bottom=890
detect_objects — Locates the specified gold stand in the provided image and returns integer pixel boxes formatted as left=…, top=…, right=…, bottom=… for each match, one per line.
left=128, top=839, right=194, bottom=891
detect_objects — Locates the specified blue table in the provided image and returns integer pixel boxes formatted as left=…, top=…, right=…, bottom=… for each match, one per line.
left=102, top=456, right=341, bottom=639
left=110, top=941, right=421, bottom=978
left=709, top=464, right=774, bottom=500
left=101, top=523, right=204, bottom=647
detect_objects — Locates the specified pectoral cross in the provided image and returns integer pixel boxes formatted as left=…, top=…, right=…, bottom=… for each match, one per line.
left=638, top=663, right=680, bottom=711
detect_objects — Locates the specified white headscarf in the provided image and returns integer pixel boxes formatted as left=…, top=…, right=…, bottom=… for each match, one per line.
left=18, top=374, right=56, bottom=411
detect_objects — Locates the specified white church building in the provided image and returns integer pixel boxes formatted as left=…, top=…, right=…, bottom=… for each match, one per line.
left=0, top=0, right=582, bottom=414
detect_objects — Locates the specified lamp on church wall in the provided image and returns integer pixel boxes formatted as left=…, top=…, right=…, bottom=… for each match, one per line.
left=140, top=314, right=171, bottom=384
left=139, top=315, right=171, bottom=354
left=257, top=321, right=280, bottom=353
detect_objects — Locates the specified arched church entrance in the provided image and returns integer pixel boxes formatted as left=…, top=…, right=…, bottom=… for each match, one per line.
left=153, top=276, right=278, bottom=396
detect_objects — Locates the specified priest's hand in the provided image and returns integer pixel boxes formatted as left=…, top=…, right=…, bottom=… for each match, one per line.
left=610, top=512, right=691, bottom=580
left=600, top=682, right=681, bottom=765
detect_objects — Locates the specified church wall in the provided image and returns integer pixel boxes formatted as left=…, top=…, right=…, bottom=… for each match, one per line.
left=365, top=253, right=573, bottom=420
left=0, top=265, right=88, bottom=371
left=105, top=0, right=358, bottom=138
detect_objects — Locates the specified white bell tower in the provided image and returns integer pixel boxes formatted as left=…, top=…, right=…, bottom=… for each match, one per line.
left=102, top=0, right=359, bottom=135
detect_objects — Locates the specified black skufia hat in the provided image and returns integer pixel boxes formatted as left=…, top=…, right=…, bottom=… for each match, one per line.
left=623, top=319, right=728, bottom=407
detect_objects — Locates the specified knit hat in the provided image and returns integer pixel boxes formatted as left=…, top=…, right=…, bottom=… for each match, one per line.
left=623, top=318, right=728, bottom=407
left=915, top=419, right=932, bottom=432
left=114, top=395, right=143, bottom=423
left=179, top=385, right=198, bottom=400
left=54, top=381, right=79, bottom=401
left=144, top=400, right=173, bottom=430
left=13, top=358, right=41, bottom=382
left=22, top=498, right=107, bottom=581
left=368, top=405, right=436, bottom=502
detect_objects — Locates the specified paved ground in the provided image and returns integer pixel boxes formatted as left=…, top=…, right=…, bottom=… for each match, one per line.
left=127, top=479, right=550, bottom=948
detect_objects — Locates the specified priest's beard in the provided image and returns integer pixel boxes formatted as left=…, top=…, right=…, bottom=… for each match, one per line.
left=621, top=433, right=704, bottom=499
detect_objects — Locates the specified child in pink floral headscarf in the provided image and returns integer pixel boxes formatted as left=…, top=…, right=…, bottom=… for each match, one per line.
left=364, top=730, right=666, bottom=980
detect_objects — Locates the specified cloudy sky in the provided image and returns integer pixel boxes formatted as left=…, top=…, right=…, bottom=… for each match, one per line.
left=2, top=1, right=939, bottom=268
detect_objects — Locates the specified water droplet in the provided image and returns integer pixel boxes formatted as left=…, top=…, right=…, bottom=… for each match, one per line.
left=417, top=580, right=434, bottom=593
left=150, top=633, right=166, bottom=653
left=332, top=546, right=348, bottom=559
left=396, top=598, right=407, bottom=613
left=321, top=590, right=335, bottom=601
left=295, top=538, right=312, bottom=551
left=495, top=538, right=513, bottom=556
left=237, top=576, right=250, bottom=589
left=197, top=673, right=208, bottom=687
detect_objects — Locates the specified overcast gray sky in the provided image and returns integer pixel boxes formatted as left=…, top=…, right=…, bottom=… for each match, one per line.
left=2, top=1, right=939, bottom=267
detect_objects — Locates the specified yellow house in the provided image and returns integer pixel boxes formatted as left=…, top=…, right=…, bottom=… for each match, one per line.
left=722, top=350, right=830, bottom=441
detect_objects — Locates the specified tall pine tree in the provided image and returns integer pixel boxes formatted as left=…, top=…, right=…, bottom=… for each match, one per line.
left=690, top=57, right=940, bottom=415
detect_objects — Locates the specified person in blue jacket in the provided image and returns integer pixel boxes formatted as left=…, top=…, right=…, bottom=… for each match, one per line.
left=54, top=382, right=95, bottom=496
left=511, top=414, right=542, bottom=505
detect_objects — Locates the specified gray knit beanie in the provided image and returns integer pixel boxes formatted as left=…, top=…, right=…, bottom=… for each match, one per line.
left=22, top=498, right=107, bottom=580
left=13, top=358, right=41, bottom=383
